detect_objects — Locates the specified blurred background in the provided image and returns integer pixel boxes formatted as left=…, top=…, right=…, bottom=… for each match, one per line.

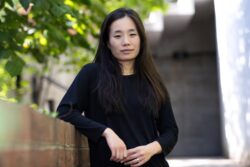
left=0, top=0, right=249, bottom=166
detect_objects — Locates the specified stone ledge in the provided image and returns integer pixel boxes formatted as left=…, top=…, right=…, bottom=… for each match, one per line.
left=0, top=101, right=90, bottom=167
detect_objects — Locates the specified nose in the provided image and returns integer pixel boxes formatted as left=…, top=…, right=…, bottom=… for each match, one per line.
left=122, top=35, right=130, bottom=45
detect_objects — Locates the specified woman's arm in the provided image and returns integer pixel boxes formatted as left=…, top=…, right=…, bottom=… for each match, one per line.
left=57, top=64, right=107, bottom=142
left=155, top=99, right=179, bottom=155
left=57, top=64, right=128, bottom=162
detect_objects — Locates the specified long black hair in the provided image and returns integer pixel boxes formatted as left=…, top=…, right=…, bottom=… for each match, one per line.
left=94, top=8, right=168, bottom=117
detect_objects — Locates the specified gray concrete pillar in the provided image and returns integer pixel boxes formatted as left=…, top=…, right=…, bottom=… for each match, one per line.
left=214, top=0, right=250, bottom=165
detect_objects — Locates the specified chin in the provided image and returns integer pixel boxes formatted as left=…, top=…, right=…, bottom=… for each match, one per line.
left=118, top=57, right=136, bottom=61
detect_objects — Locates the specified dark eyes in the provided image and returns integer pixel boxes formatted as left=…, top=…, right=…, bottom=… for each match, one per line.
left=113, top=33, right=137, bottom=38
left=114, top=35, right=121, bottom=38
left=130, top=33, right=137, bottom=37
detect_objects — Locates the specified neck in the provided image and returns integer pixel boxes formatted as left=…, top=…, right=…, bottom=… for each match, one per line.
left=120, top=61, right=135, bottom=75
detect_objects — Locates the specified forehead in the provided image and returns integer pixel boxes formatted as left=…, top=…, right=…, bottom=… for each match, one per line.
left=109, top=16, right=137, bottom=33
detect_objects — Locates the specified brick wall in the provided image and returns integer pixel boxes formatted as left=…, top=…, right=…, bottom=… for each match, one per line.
left=0, top=102, right=90, bottom=167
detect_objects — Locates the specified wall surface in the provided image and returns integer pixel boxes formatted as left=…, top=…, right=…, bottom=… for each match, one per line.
left=0, top=101, right=90, bottom=167
left=154, top=0, right=222, bottom=157
left=155, top=0, right=216, bottom=58
left=156, top=53, right=221, bottom=157
left=214, top=0, right=250, bottom=165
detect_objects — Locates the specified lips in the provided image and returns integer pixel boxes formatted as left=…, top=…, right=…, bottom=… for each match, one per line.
left=120, top=49, right=134, bottom=54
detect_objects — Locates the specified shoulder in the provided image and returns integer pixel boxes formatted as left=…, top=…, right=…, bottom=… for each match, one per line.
left=78, top=63, right=99, bottom=76
left=81, top=63, right=99, bottom=73
left=77, top=63, right=99, bottom=83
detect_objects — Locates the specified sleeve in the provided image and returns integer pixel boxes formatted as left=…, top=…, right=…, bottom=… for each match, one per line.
left=56, top=64, right=107, bottom=143
left=155, top=99, right=178, bottom=156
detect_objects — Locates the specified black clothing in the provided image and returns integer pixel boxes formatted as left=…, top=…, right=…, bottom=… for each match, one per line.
left=57, top=63, right=178, bottom=167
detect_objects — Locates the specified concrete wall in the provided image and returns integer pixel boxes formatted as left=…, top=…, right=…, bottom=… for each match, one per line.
left=156, top=53, right=221, bottom=157
left=155, top=0, right=216, bottom=58
left=154, top=0, right=222, bottom=157
left=214, top=0, right=250, bottom=165
left=0, top=102, right=90, bottom=167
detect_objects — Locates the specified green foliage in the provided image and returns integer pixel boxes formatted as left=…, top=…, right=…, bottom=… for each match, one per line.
left=0, top=61, right=17, bottom=102
left=5, top=55, right=25, bottom=76
left=0, top=0, right=168, bottom=102
left=19, top=0, right=30, bottom=10
left=30, top=103, right=58, bottom=118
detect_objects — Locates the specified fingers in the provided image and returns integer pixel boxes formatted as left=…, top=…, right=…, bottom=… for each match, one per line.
left=121, top=145, right=152, bottom=166
left=122, top=155, right=146, bottom=167
left=127, top=147, right=139, bottom=156
left=125, top=157, right=143, bottom=166
left=110, top=146, right=127, bottom=162
left=121, top=148, right=140, bottom=165
left=103, top=128, right=152, bottom=165
left=131, top=157, right=145, bottom=167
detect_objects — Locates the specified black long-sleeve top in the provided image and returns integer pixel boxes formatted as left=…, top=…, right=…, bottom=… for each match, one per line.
left=57, top=63, right=178, bottom=167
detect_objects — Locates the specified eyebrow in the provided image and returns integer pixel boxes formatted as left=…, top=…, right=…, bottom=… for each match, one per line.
left=113, top=29, right=137, bottom=34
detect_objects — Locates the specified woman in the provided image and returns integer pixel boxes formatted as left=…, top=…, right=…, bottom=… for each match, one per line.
left=57, top=8, right=178, bottom=167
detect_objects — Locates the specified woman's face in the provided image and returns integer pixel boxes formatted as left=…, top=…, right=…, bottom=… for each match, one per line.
left=108, top=16, right=141, bottom=64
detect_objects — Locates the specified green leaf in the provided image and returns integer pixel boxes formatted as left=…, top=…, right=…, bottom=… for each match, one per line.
left=0, top=31, right=9, bottom=43
left=5, top=0, right=13, bottom=7
left=31, top=48, right=47, bottom=63
left=71, top=36, right=91, bottom=50
left=50, top=2, right=69, bottom=17
left=5, top=55, right=25, bottom=76
left=0, top=0, right=5, bottom=10
left=20, top=0, right=30, bottom=10
left=15, top=31, right=26, bottom=43
left=50, top=111, right=58, bottom=118
left=82, top=0, right=91, bottom=6
left=3, top=8, right=25, bottom=29
left=33, top=0, right=50, bottom=11
left=0, top=49, right=13, bottom=59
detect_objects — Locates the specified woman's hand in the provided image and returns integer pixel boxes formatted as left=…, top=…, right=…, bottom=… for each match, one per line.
left=121, top=141, right=162, bottom=167
left=102, top=128, right=127, bottom=162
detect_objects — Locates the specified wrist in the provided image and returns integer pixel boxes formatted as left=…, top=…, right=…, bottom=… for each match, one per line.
left=147, top=141, right=162, bottom=155
left=102, top=128, right=112, bottom=138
